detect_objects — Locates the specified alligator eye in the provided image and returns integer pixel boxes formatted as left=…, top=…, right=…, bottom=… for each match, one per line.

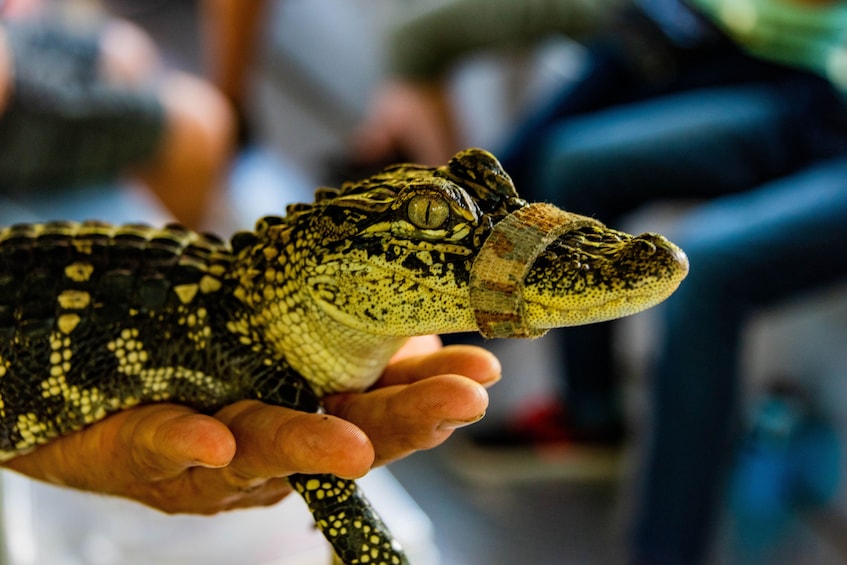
left=407, top=194, right=450, bottom=229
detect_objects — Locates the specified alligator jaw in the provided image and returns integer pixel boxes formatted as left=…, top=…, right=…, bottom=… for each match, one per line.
left=469, top=203, right=689, bottom=338
left=522, top=230, right=689, bottom=330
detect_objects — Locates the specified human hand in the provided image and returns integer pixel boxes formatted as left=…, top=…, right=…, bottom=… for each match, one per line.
left=351, top=80, right=459, bottom=167
left=323, top=335, right=499, bottom=465
left=2, top=336, right=499, bottom=514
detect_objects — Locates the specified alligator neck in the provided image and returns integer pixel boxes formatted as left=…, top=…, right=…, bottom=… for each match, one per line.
left=228, top=258, right=407, bottom=397
left=264, top=296, right=408, bottom=397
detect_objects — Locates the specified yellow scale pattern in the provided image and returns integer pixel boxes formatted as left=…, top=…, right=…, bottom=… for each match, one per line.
left=294, top=478, right=403, bottom=565
left=0, top=149, right=690, bottom=565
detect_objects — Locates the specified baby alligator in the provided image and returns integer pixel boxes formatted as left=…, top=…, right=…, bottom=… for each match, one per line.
left=0, top=149, right=688, bottom=564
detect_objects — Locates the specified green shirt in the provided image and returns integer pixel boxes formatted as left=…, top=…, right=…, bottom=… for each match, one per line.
left=690, top=0, right=847, bottom=89
left=387, top=0, right=626, bottom=80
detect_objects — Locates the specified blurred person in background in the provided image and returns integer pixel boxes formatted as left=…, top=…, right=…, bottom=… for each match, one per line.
left=351, top=0, right=627, bottom=167
left=508, top=0, right=847, bottom=562
left=200, top=0, right=266, bottom=148
left=0, top=0, right=234, bottom=228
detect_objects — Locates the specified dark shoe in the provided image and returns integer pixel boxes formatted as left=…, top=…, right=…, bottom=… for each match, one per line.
left=472, top=400, right=625, bottom=448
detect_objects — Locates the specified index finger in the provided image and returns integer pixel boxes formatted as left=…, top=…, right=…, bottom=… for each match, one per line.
left=378, top=344, right=501, bottom=388
left=389, top=335, right=443, bottom=362
left=214, top=401, right=375, bottom=482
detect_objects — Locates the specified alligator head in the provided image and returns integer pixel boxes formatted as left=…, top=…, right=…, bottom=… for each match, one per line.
left=233, top=148, right=688, bottom=393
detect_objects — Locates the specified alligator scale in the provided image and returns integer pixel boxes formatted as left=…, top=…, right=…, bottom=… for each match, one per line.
left=0, top=149, right=688, bottom=564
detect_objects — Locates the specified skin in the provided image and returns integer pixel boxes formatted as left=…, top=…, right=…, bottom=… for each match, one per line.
left=200, top=0, right=268, bottom=111
left=1, top=336, right=499, bottom=515
left=196, top=0, right=459, bottom=165
left=349, top=0, right=844, bottom=167
left=352, top=79, right=458, bottom=167
left=0, top=28, right=10, bottom=115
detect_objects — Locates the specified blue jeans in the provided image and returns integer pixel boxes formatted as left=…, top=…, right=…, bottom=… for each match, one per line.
left=520, top=67, right=847, bottom=562
left=635, top=156, right=847, bottom=565
left=520, top=65, right=847, bottom=427
left=495, top=20, right=843, bottom=433
left=499, top=23, right=793, bottom=189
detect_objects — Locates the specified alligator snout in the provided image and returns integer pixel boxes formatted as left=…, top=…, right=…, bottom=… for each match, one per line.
left=469, top=203, right=689, bottom=338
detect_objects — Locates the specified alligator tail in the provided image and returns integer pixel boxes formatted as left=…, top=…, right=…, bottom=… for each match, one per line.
left=289, top=472, right=409, bottom=565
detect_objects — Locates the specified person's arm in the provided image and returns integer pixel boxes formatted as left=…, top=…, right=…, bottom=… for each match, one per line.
left=352, top=0, right=624, bottom=166
left=0, top=27, right=11, bottom=115
left=388, top=0, right=624, bottom=80
left=2, top=336, right=499, bottom=515
left=200, top=0, right=267, bottom=113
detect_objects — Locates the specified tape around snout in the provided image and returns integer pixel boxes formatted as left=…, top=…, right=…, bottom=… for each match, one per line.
left=469, top=203, right=590, bottom=339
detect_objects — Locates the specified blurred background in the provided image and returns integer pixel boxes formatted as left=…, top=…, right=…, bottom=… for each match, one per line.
left=1, top=0, right=846, bottom=563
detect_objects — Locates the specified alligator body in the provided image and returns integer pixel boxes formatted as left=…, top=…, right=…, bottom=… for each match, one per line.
left=0, top=149, right=688, bottom=564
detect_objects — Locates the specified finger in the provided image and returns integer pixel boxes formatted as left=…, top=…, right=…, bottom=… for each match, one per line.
left=215, top=401, right=375, bottom=483
left=379, top=344, right=501, bottom=388
left=118, top=404, right=237, bottom=480
left=389, top=335, right=443, bottom=363
left=324, top=374, right=489, bottom=466
left=1, top=403, right=236, bottom=490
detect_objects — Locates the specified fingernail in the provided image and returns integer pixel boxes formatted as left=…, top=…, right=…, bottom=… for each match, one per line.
left=482, top=373, right=502, bottom=388
left=194, top=459, right=228, bottom=469
left=438, top=412, right=485, bottom=431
